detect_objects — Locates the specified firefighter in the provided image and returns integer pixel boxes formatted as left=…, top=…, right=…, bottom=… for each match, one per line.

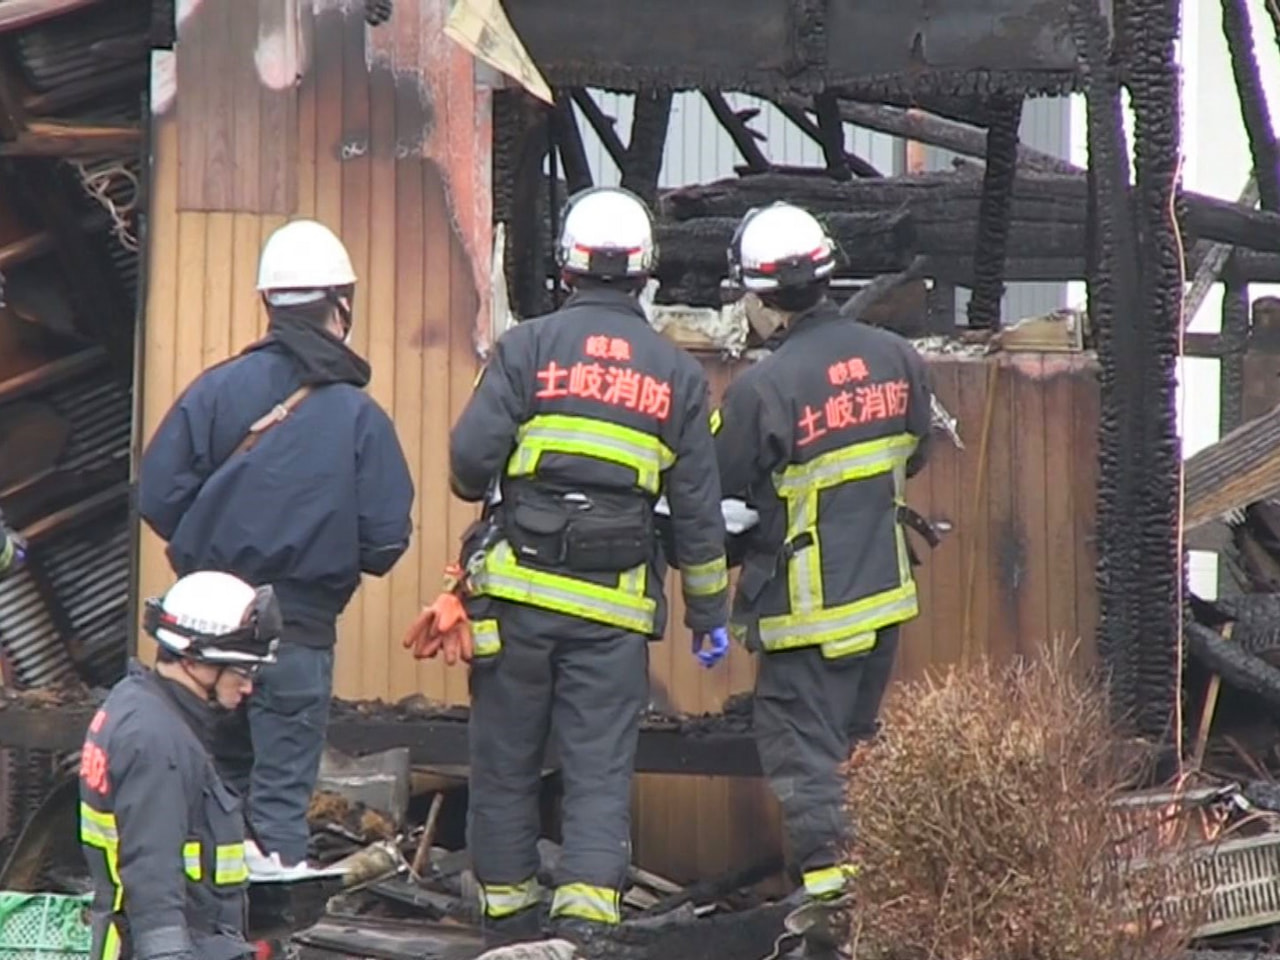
left=712, top=202, right=933, bottom=958
left=447, top=186, right=730, bottom=951
left=137, top=219, right=415, bottom=871
left=79, top=571, right=282, bottom=960
left=0, top=508, right=24, bottom=580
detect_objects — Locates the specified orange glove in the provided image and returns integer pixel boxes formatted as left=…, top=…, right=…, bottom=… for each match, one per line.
left=402, top=565, right=473, bottom=662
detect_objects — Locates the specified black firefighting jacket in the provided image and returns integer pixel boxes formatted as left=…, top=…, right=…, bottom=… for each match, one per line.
left=79, top=662, right=251, bottom=960
left=450, top=286, right=729, bottom=642
left=713, top=299, right=933, bottom=658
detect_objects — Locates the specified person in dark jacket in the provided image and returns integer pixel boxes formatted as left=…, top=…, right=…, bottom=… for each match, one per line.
left=447, top=186, right=730, bottom=953
left=80, top=571, right=281, bottom=960
left=137, top=219, right=415, bottom=870
left=712, top=202, right=933, bottom=959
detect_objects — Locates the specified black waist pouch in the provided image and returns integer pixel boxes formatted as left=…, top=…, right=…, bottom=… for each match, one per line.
left=563, top=494, right=654, bottom=573
left=503, top=485, right=653, bottom=574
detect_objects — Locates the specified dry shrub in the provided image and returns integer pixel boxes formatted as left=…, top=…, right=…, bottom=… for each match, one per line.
left=845, top=643, right=1202, bottom=960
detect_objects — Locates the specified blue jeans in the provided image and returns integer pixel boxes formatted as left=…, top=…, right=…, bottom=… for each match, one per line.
left=213, top=640, right=334, bottom=865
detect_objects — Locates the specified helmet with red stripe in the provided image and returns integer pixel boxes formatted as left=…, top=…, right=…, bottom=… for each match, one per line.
left=556, top=186, right=657, bottom=281
left=727, top=202, right=837, bottom=293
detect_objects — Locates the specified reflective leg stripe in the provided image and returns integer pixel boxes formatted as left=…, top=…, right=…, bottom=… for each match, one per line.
left=480, top=877, right=543, bottom=919
left=762, top=433, right=920, bottom=651
left=472, top=619, right=502, bottom=658
left=183, top=841, right=202, bottom=881
left=101, top=922, right=122, bottom=960
left=214, top=843, right=249, bottom=885
left=681, top=556, right=728, bottom=597
left=471, top=540, right=657, bottom=634
left=550, top=883, right=621, bottom=924
left=0, top=536, right=13, bottom=571
left=802, top=864, right=860, bottom=899
left=709, top=408, right=723, bottom=435
left=506, top=414, right=676, bottom=495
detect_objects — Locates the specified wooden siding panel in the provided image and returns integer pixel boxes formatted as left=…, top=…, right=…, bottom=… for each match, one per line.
left=176, top=0, right=298, bottom=214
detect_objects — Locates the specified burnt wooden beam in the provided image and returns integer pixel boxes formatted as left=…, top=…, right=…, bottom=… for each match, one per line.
left=768, top=98, right=881, bottom=176
left=967, top=96, right=1023, bottom=329
left=1221, top=0, right=1280, bottom=211
left=0, top=0, right=100, bottom=33
left=0, top=122, right=141, bottom=159
left=0, top=348, right=108, bottom=405
left=1183, top=175, right=1259, bottom=329
left=1185, top=402, right=1280, bottom=531
left=549, top=93, right=592, bottom=195
left=22, top=63, right=148, bottom=116
left=569, top=89, right=627, bottom=171
left=0, top=705, right=766, bottom=776
left=621, top=89, right=673, bottom=207
left=813, top=91, right=851, bottom=181
left=1220, top=281, right=1250, bottom=434
left=702, top=90, right=771, bottom=173
left=777, top=95, right=1078, bottom=174
left=661, top=171, right=1280, bottom=253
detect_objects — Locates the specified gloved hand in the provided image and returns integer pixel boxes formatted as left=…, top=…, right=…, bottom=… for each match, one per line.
left=402, top=564, right=473, bottom=664
left=692, top=626, right=730, bottom=669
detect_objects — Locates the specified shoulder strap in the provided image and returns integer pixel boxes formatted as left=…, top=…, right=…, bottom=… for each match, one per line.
left=231, top=385, right=315, bottom=458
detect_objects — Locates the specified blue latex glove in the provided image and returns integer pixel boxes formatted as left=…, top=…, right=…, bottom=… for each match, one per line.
left=692, top=626, right=730, bottom=669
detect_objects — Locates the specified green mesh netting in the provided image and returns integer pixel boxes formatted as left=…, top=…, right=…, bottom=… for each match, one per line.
left=0, top=893, right=93, bottom=960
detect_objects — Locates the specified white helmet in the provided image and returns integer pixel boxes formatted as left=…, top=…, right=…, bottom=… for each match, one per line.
left=144, top=571, right=281, bottom=668
left=256, top=219, right=357, bottom=305
left=728, top=202, right=837, bottom=293
left=556, top=187, right=657, bottom=280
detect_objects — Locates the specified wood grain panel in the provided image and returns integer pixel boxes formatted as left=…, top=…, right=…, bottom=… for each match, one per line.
left=176, top=0, right=298, bottom=214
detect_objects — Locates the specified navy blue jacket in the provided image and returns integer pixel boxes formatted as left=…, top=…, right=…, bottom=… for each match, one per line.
left=138, top=341, right=414, bottom=631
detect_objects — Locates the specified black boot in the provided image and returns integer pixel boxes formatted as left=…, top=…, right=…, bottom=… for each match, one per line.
left=482, top=906, right=546, bottom=949
left=547, top=916, right=615, bottom=960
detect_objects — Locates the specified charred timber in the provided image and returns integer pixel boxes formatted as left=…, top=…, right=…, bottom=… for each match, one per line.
left=1069, top=0, right=1146, bottom=729
left=967, top=96, right=1022, bottom=328
left=659, top=172, right=1280, bottom=253
left=1220, top=0, right=1280, bottom=211
left=0, top=121, right=140, bottom=159
left=1124, top=0, right=1185, bottom=739
left=1187, top=620, right=1280, bottom=712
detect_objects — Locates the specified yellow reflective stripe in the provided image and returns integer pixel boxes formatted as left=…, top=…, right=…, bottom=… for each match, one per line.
left=80, top=805, right=119, bottom=847
left=709, top=408, right=723, bottom=435
left=183, top=841, right=202, bottom=881
left=821, top=631, right=877, bottom=659
left=473, top=540, right=656, bottom=634
left=764, top=433, right=919, bottom=650
left=551, top=882, right=621, bottom=924
left=507, top=413, right=676, bottom=494
left=773, top=434, right=918, bottom=497
left=214, top=843, right=248, bottom=885
left=760, top=583, right=918, bottom=651
left=472, top=618, right=502, bottom=658
left=682, top=556, right=728, bottom=597
left=102, top=922, right=122, bottom=960
left=79, top=804, right=124, bottom=912
left=480, top=877, right=543, bottom=919
left=803, top=864, right=859, bottom=899
left=0, top=536, right=13, bottom=570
